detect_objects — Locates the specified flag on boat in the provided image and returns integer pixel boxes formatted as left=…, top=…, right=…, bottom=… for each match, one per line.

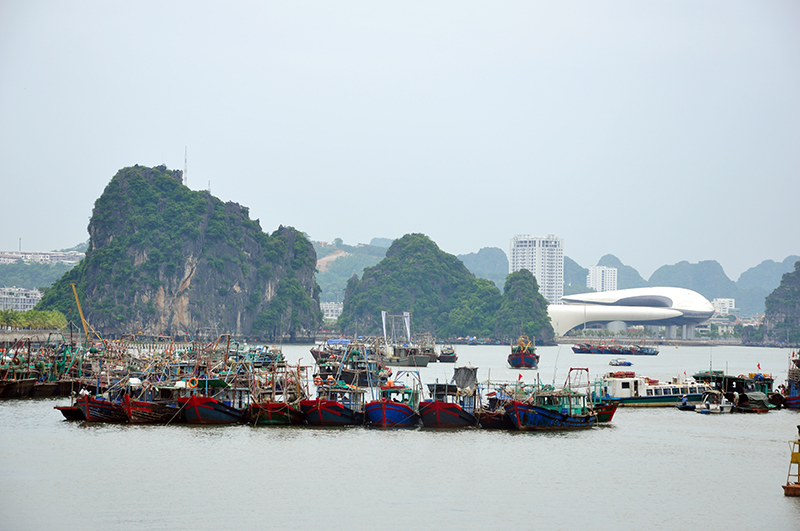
left=757, top=363, right=761, bottom=370
left=518, top=374, right=523, bottom=381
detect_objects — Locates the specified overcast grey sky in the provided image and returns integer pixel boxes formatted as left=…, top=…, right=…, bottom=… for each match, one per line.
left=1, top=1, right=798, bottom=280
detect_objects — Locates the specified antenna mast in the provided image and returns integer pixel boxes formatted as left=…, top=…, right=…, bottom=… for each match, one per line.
left=184, top=146, right=188, bottom=186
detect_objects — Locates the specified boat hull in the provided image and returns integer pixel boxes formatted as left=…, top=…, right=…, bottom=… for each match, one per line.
left=249, top=402, right=304, bottom=425
left=507, top=352, right=539, bottom=369
left=1, top=378, right=36, bottom=398
left=54, top=405, right=85, bottom=421
left=300, top=399, right=364, bottom=426
left=365, top=399, right=419, bottom=428
left=77, top=395, right=128, bottom=423
left=179, top=396, right=246, bottom=425
left=384, top=355, right=429, bottom=367
left=477, top=408, right=515, bottom=430
left=506, top=401, right=596, bottom=431
left=593, top=402, right=619, bottom=422
left=419, top=401, right=477, bottom=428
left=123, top=395, right=184, bottom=424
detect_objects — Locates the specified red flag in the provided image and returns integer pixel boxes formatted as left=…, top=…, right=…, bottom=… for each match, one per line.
left=518, top=374, right=523, bottom=381
left=757, top=363, right=761, bottom=370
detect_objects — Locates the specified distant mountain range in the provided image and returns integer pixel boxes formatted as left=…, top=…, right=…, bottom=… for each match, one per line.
left=314, top=238, right=797, bottom=316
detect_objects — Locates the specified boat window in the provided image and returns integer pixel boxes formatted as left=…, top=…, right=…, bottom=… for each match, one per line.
left=672, top=388, right=681, bottom=395
left=621, top=382, right=630, bottom=389
left=654, top=389, right=662, bottom=395
left=689, top=387, right=697, bottom=393
left=646, top=389, right=653, bottom=396
left=681, top=387, right=688, bottom=394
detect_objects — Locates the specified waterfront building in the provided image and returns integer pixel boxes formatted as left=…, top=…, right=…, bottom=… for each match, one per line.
left=547, top=287, right=714, bottom=339
left=0, top=251, right=85, bottom=265
left=586, top=266, right=617, bottom=292
left=320, top=302, right=344, bottom=320
left=0, top=287, right=42, bottom=312
left=712, top=298, right=736, bottom=315
left=509, top=234, right=564, bottom=305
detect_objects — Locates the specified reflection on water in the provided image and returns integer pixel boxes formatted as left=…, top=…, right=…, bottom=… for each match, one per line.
left=2, top=346, right=799, bottom=530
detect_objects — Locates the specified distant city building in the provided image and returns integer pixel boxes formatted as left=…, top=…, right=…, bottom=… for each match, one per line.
left=320, top=302, right=344, bottom=320
left=0, top=251, right=85, bottom=265
left=509, top=234, right=564, bottom=305
left=0, top=287, right=42, bottom=312
left=712, top=298, right=736, bottom=315
left=586, top=266, right=617, bottom=292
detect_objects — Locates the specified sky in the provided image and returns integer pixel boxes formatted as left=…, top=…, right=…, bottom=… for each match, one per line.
left=1, top=1, right=798, bottom=281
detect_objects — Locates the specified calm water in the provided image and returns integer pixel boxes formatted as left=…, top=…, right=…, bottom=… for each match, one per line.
left=2, top=344, right=799, bottom=530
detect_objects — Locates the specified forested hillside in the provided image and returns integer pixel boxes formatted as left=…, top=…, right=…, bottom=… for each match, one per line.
left=37, top=165, right=321, bottom=341
left=337, top=234, right=553, bottom=342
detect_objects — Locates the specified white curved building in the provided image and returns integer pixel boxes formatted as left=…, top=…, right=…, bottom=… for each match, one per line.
left=548, top=287, right=714, bottom=339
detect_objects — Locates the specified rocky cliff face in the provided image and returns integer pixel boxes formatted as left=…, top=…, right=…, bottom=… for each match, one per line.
left=39, top=165, right=321, bottom=340
left=763, top=260, right=800, bottom=344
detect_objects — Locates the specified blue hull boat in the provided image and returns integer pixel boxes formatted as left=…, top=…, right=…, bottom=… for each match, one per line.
left=506, top=400, right=596, bottom=431
left=365, top=399, right=419, bottom=428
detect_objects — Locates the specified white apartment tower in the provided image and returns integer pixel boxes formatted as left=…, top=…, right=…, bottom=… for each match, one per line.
left=587, top=266, right=618, bottom=292
left=509, top=234, right=564, bottom=305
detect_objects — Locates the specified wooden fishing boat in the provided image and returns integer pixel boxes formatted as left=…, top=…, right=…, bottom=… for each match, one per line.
left=77, top=394, right=128, bottom=422
left=365, top=372, right=421, bottom=428
left=508, top=336, right=539, bottom=369
left=781, top=351, right=799, bottom=409
left=438, top=345, right=457, bottom=363
left=419, top=367, right=478, bottom=428
left=249, top=363, right=306, bottom=426
left=505, top=389, right=597, bottom=431
left=300, top=383, right=365, bottom=426
left=122, top=394, right=184, bottom=424
left=179, top=395, right=247, bottom=425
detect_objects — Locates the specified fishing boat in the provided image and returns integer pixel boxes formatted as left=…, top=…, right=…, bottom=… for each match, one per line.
left=597, top=371, right=711, bottom=407
left=783, top=426, right=800, bottom=497
left=477, top=388, right=516, bottom=430
left=572, top=342, right=658, bottom=356
left=695, top=390, right=734, bottom=414
left=508, top=336, right=539, bottom=369
left=179, top=378, right=249, bottom=425
left=249, top=365, right=306, bottom=426
left=419, top=367, right=478, bottom=428
left=76, top=393, right=128, bottom=422
left=609, top=358, right=632, bottom=366
left=54, top=405, right=85, bottom=420
left=568, top=367, right=618, bottom=423
left=122, top=393, right=184, bottom=424
left=438, top=344, right=457, bottom=363
left=505, top=387, right=597, bottom=431
left=781, top=351, right=799, bottom=409
left=364, top=371, right=421, bottom=428
left=300, top=382, right=366, bottom=426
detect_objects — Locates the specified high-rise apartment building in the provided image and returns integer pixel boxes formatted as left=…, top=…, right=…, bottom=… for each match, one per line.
left=509, top=234, right=563, bottom=304
left=587, top=266, right=617, bottom=292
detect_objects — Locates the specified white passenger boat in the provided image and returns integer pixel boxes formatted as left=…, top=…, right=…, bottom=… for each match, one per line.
left=595, top=371, right=712, bottom=407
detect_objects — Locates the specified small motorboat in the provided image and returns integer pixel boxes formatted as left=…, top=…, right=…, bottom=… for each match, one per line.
left=675, top=403, right=696, bottom=411
left=609, top=358, right=632, bottom=366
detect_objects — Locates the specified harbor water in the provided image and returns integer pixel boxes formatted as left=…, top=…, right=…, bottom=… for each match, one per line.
left=2, top=344, right=799, bottom=529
